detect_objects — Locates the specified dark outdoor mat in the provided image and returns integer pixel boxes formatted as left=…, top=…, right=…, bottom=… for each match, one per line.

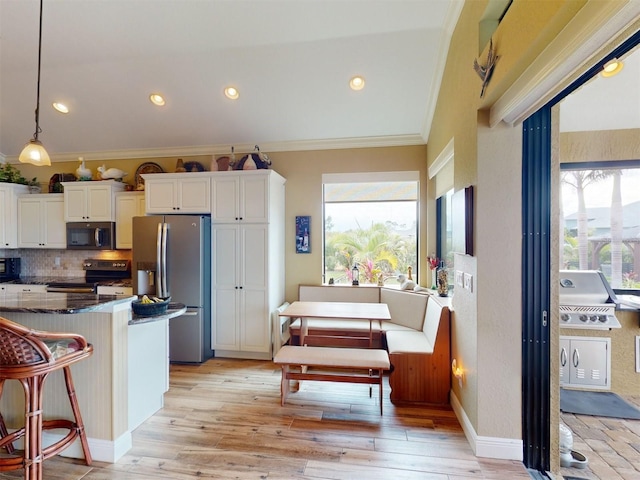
left=560, top=389, right=640, bottom=419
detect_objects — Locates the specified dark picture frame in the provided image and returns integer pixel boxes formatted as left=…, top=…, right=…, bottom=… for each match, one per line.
left=296, top=216, right=311, bottom=253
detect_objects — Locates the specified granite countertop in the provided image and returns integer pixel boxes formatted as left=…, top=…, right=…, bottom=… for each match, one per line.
left=129, top=303, right=187, bottom=326
left=1, top=277, right=133, bottom=288
left=0, top=292, right=135, bottom=314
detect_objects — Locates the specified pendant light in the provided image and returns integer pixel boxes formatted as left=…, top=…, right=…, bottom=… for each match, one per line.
left=19, top=0, right=51, bottom=166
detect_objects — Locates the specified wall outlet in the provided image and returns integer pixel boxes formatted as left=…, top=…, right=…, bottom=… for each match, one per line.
left=456, top=270, right=464, bottom=287
left=464, top=273, right=473, bottom=292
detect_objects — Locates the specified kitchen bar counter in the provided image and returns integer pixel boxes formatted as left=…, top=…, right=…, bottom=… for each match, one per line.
left=129, top=302, right=186, bottom=325
left=0, top=292, right=169, bottom=463
left=0, top=292, right=134, bottom=314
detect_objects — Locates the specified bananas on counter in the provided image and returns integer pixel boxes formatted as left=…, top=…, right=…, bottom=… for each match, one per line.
left=139, top=295, right=164, bottom=304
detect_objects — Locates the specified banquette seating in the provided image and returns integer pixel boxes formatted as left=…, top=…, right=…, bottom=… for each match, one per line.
left=288, top=285, right=451, bottom=405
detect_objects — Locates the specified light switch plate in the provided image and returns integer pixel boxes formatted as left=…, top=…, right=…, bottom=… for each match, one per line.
left=464, top=273, right=473, bottom=292
left=456, top=270, right=463, bottom=287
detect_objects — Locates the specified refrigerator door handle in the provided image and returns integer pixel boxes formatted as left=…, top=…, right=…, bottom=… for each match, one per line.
left=161, top=222, right=169, bottom=298
left=156, top=222, right=163, bottom=297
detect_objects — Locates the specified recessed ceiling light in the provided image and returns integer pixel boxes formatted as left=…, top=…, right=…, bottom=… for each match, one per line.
left=601, top=58, right=623, bottom=77
left=349, top=75, right=365, bottom=91
left=149, top=93, right=166, bottom=106
left=224, top=86, right=239, bottom=100
left=52, top=102, right=69, bottom=114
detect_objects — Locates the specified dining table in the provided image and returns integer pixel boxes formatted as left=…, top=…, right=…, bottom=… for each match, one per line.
left=279, top=300, right=391, bottom=347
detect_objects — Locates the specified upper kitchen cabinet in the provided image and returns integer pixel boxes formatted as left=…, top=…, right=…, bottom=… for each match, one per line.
left=115, top=191, right=145, bottom=249
left=211, top=170, right=286, bottom=224
left=144, top=174, right=211, bottom=214
left=18, top=194, right=66, bottom=249
left=62, top=181, right=125, bottom=222
left=0, top=184, right=29, bottom=248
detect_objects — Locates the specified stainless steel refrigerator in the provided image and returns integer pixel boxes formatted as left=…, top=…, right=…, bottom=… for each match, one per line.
left=132, top=215, right=212, bottom=363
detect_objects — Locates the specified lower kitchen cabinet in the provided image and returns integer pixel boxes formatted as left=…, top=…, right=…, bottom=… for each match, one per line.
left=560, top=336, right=610, bottom=389
left=18, top=194, right=66, bottom=249
left=211, top=223, right=280, bottom=359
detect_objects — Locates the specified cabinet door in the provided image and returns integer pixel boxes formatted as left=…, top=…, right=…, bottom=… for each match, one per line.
left=0, top=188, right=9, bottom=247
left=64, top=186, right=88, bottom=221
left=178, top=177, right=211, bottom=213
left=239, top=225, right=269, bottom=352
left=211, top=225, right=240, bottom=350
left=559, top=338, right=570, bottom=386
left=87, top=184, right=114, bottom=221
left=569, top=338, right=608, bottom=387
left=42, top=197, right=66, bottom=248
left=145, top=179, right=178, bottom=214
left=240, top=175, right=269, bottom=223
left=211, top=176, right=239, bottom=222
left=115, top=192, right=144, bottom=249
left=18, top=197, right=43, bottom=248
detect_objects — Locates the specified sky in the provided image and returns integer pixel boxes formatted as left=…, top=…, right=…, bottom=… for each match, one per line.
left=561, top=168, right=640, bottom=215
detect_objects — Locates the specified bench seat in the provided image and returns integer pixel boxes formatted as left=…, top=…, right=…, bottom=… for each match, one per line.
left=274, top=345, right=390, bottom=414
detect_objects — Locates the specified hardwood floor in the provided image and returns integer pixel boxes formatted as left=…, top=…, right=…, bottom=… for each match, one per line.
left=1, top=358, right=530, bottom=479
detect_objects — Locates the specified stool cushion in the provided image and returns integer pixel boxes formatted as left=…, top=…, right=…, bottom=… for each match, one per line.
left=44, top=339, right=81, bottom=360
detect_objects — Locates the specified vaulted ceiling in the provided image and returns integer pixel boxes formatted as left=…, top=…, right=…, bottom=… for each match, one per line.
left=0, top=0, right=462, bottom=162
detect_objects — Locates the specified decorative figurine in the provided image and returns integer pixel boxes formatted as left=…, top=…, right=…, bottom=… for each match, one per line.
left=97, top=165, right=128, bottom=180
left=75, top=157, right=92, bottom=180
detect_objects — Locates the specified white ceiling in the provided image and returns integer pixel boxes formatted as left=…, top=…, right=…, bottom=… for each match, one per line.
left=0, top=0, right=463, bottom=162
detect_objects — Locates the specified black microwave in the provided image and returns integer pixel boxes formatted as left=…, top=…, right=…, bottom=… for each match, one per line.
left=0, top=257, right=20, bottom=280
left=66, top=222, right=116, bottom=250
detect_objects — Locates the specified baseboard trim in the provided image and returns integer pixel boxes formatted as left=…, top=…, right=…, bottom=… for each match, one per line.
left=43, top=431, right=133, bottom=463
left=450, top=390, right=523, bottom=461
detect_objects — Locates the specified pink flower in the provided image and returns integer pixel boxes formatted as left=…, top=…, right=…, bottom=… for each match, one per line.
left=428, top=255, right=439, bottom=270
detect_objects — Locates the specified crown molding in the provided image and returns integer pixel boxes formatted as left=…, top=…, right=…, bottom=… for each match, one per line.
left=421, top=0, right=464, bottom=142
left=2, top=135, right=426, bottom=164
left=428, top=137, right=454, bottom=179
left=490, top=0, right=640, bottom=128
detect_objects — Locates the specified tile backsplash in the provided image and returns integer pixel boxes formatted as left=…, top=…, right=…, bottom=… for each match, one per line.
left=0, top=249, right=132, bottom=278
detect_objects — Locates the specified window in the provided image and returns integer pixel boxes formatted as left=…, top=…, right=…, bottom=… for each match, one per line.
left=436, top=189, right=454, bottom=287
left=323, top=172, right=419, bottom=285
left=561, top=162, right=640, bottom=290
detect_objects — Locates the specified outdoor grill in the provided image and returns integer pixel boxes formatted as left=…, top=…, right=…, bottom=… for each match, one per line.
left=558, top=270, right=621, bottom=330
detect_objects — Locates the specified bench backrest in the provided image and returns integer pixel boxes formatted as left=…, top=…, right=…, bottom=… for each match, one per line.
left=299, top=285, right=380, bottom=303
left=422, top=299, right=449, bottom=346
left=380, top=288, right=428, bottom=330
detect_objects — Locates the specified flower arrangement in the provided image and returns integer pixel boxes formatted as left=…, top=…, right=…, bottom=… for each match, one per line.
left=427, top=254, right=439, bottom=270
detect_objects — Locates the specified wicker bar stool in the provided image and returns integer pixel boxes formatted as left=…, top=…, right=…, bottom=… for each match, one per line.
left=0, top=317, right=93, bottom=480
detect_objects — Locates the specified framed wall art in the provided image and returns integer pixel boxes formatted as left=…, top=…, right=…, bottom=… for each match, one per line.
left=296, top=216, right=311, bottom=253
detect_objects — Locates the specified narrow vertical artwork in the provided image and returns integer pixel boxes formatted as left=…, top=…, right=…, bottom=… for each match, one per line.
left=296, top=216, right=311, bottom=253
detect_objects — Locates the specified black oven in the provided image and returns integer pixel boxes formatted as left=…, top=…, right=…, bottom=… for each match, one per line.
left=0, top=258, right=20, bottom=281
left=66, top=222, right=116, bottom=250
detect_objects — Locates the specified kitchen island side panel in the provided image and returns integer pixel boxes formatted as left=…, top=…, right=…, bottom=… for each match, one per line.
left=0, top=306, right=131, bottom=459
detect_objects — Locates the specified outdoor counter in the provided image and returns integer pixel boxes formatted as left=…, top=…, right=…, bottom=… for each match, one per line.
left=0, top=293, right=171, bottom=463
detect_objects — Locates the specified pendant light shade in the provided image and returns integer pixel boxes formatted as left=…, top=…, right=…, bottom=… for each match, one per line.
left=19, top=0, right=51, bottom=167
left=19, top=139, right=51, bottom=166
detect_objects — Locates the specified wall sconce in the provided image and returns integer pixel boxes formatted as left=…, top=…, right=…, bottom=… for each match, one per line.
left=452, top=359, right=464, bottom=387
left=352, top=264, right=359, bottom=286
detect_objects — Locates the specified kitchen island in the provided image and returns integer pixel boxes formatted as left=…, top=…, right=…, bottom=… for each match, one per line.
left=0, top=292, right=184, bottom=463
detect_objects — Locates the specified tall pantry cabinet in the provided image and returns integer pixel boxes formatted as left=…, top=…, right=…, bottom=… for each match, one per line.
left=211, top=170, right=285, bottom=359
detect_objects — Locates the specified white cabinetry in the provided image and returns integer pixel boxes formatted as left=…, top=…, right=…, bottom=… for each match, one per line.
left=560, top=336, right=610, bottom=389
left=144, top=174, right=210, bottom=214
left=211, top=172, right=269, bottom=223
left=4, top=284, right=48, bottom=294
left=115, top=192, right=145, bottom=249
left=62, top=181, right=125, bottom=222
left=211, top=170, right=285, bottom=359
left=18, top=194, right=66, bottom=249
left=97, top=285, right=134, bottom=296
left=0, top=184, right=29, bottom=248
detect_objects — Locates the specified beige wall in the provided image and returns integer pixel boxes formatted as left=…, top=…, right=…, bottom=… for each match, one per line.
left=269, top=146, right=429, bottom=303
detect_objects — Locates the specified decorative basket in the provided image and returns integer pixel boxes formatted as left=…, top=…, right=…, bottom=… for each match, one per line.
left=131, top=297, right=170, bottom=317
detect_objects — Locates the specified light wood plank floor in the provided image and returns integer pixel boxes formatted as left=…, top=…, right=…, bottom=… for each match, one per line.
left=1, top=358, right=531, bottom=479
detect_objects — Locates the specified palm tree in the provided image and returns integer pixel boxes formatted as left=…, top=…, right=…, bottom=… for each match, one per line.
left=562, top=170, right=612, bottom=269
left=610, top=170, right=623, bottom=287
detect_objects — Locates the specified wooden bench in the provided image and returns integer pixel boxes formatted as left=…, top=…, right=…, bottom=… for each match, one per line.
left=273, top=345, right=390, bottom=414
